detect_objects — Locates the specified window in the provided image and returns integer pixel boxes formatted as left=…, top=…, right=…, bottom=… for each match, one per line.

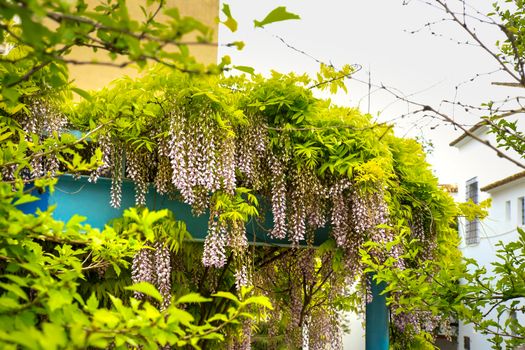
left=464, top=336, right=471, bottom=350
left=465, top=178, right=479, bottom=245
left=518, top=197, right=525, bottom=226
left=465, top=178, right=478, bottom=203
left=505, top=200, right=511, bottom=221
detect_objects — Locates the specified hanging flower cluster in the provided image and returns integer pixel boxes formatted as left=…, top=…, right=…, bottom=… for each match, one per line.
left=88, top=133, right=112, bottom=183
left=268, top=154, right=287, bottom=239
left=391, top=306, right=441, bottom=345
left=410, top=210, right=437, bottom=259
left=25, top=99, right=68, bottom=137
left=202, top=216, right=228, bottom=268
left=166, top=109, right=232, bottom=213
left=109, top=144, right=124, bottom=208
left=202, top=208, right=250, bottom=290
left=2, top=99, right=67, bottom=181
left=131, top=240, right=172, bottom=309
left=125, top=146, right=149, bottom=207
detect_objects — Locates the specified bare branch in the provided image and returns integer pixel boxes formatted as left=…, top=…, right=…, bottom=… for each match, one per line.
left=492, top=82, right=525, bottom=88
left=381, top=84, right=525, bottom=169
left=434, top=0, right=522, bottom=83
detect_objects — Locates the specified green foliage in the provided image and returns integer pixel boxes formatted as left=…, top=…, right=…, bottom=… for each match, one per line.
left=457, top=198, right=491, bottom=221
left=483, top=0, right=525, bottom=157
left=314, top=63, right=355, bottom=94
left=373, top=1, right=525, bottom=346
left=212, top=188, right=259, bottom=224
left=363, top=216, right=525, bottom=349
left=0, top=181, right=268, bottom=349
left=490, top=0, right=525, bottom=78
left=485, top=116, right=525, bottom=156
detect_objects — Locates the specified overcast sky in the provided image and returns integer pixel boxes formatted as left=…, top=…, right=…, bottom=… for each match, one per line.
left=218, top=0, right=518, bottom=183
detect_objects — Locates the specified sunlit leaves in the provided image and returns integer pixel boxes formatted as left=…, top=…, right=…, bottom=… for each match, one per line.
left=220, top=3, right=238, bottom=32
left=253, top=6, right=301, bottom=28
left=233, top=65, right=255, bottom=75
left=125, top=282, right=163, bottom=302
left=314, top=63, right=355, bottom=94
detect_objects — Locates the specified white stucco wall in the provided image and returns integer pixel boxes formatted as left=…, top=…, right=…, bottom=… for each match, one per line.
left=342, top=312, right=366, bottom=349
left=454, top=123, right=525, bottom=350
left=457, top=179, right=525, bottom=350
left=452, top=126, right=523, bottom=192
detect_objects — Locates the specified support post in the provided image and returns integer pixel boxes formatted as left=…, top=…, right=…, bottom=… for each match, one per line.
left=365, top=277, right=389, bottom=350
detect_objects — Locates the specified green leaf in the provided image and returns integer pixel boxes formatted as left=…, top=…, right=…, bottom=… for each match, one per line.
left=0, top=296, right=19, bottom=311
left=2, top=87, right=20, bottom=103
left=3, top=275, right=29, bottom=287
left=176, top=293, right=211, bottom=304
left=234, top=65, right=255, bottom=75
left=41, top=323, right=67, bottom=350
left=221, top=4, right=238, bottom=32
left=207, top=313, right=229, bottom=323
left=254, top=6, right=300, bottom=28
left=71, top=87, right=92, bottom=101
left=125, top=282, right=163, bottom=302
left=212, top=291, right=239, bottom=304
left=86, top=293, right=99, bottom=312
left=0, top=282, right=28, bottom=301
left=243, top=295, right=273, bottom=310
left=48, top=290, right=72, bottom=312
left=167, top=308, right=195, bottom=325
left=12, top=194, right=39, bottom=206
left=230, top=41, right=245, bottom=50
left=93, top=309, right=120, bottom=328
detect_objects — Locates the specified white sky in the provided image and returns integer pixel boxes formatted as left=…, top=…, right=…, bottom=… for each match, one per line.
left=218, top=0, right=519, bottom=184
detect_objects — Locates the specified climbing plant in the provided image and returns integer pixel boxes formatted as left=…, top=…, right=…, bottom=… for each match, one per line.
left=61, top=66, right=460, bottom=348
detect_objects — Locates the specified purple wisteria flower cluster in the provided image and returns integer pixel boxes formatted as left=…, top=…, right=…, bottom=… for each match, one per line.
left=131, top=240, right=172, bottom=309
left=4, top=99, right=66, bottom=181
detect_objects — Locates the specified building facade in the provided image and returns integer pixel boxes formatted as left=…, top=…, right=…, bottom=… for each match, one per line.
left=451, top=122, right=525, bottom=350
left=67, top=0, right=219, bottom=91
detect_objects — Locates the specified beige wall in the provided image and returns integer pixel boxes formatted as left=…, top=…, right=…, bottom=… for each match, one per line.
left=67, top=0, right=219, bottom=91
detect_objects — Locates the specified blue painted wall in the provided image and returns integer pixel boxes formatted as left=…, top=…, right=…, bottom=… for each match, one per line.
left=19, top=175, right=329, bottom=246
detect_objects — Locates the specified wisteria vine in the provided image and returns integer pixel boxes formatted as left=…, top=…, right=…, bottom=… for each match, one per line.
left=56, top=71, right=456, bottom=349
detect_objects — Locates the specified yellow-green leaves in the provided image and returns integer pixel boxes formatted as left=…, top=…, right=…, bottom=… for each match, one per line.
left=220, top=4, right=238, bottom=32
left=234, top=65, right=255, bottom=75
left=125, top=282, right=163, bottom=303
left=176, top=293, right=212, bottom=304
left=314, top=63, right=355, bottom=94
left=124, top=208, right=169, bottom=241
left=254, top=6, right=300, bottom=28
left=457, top=198, right=492, bottom=221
